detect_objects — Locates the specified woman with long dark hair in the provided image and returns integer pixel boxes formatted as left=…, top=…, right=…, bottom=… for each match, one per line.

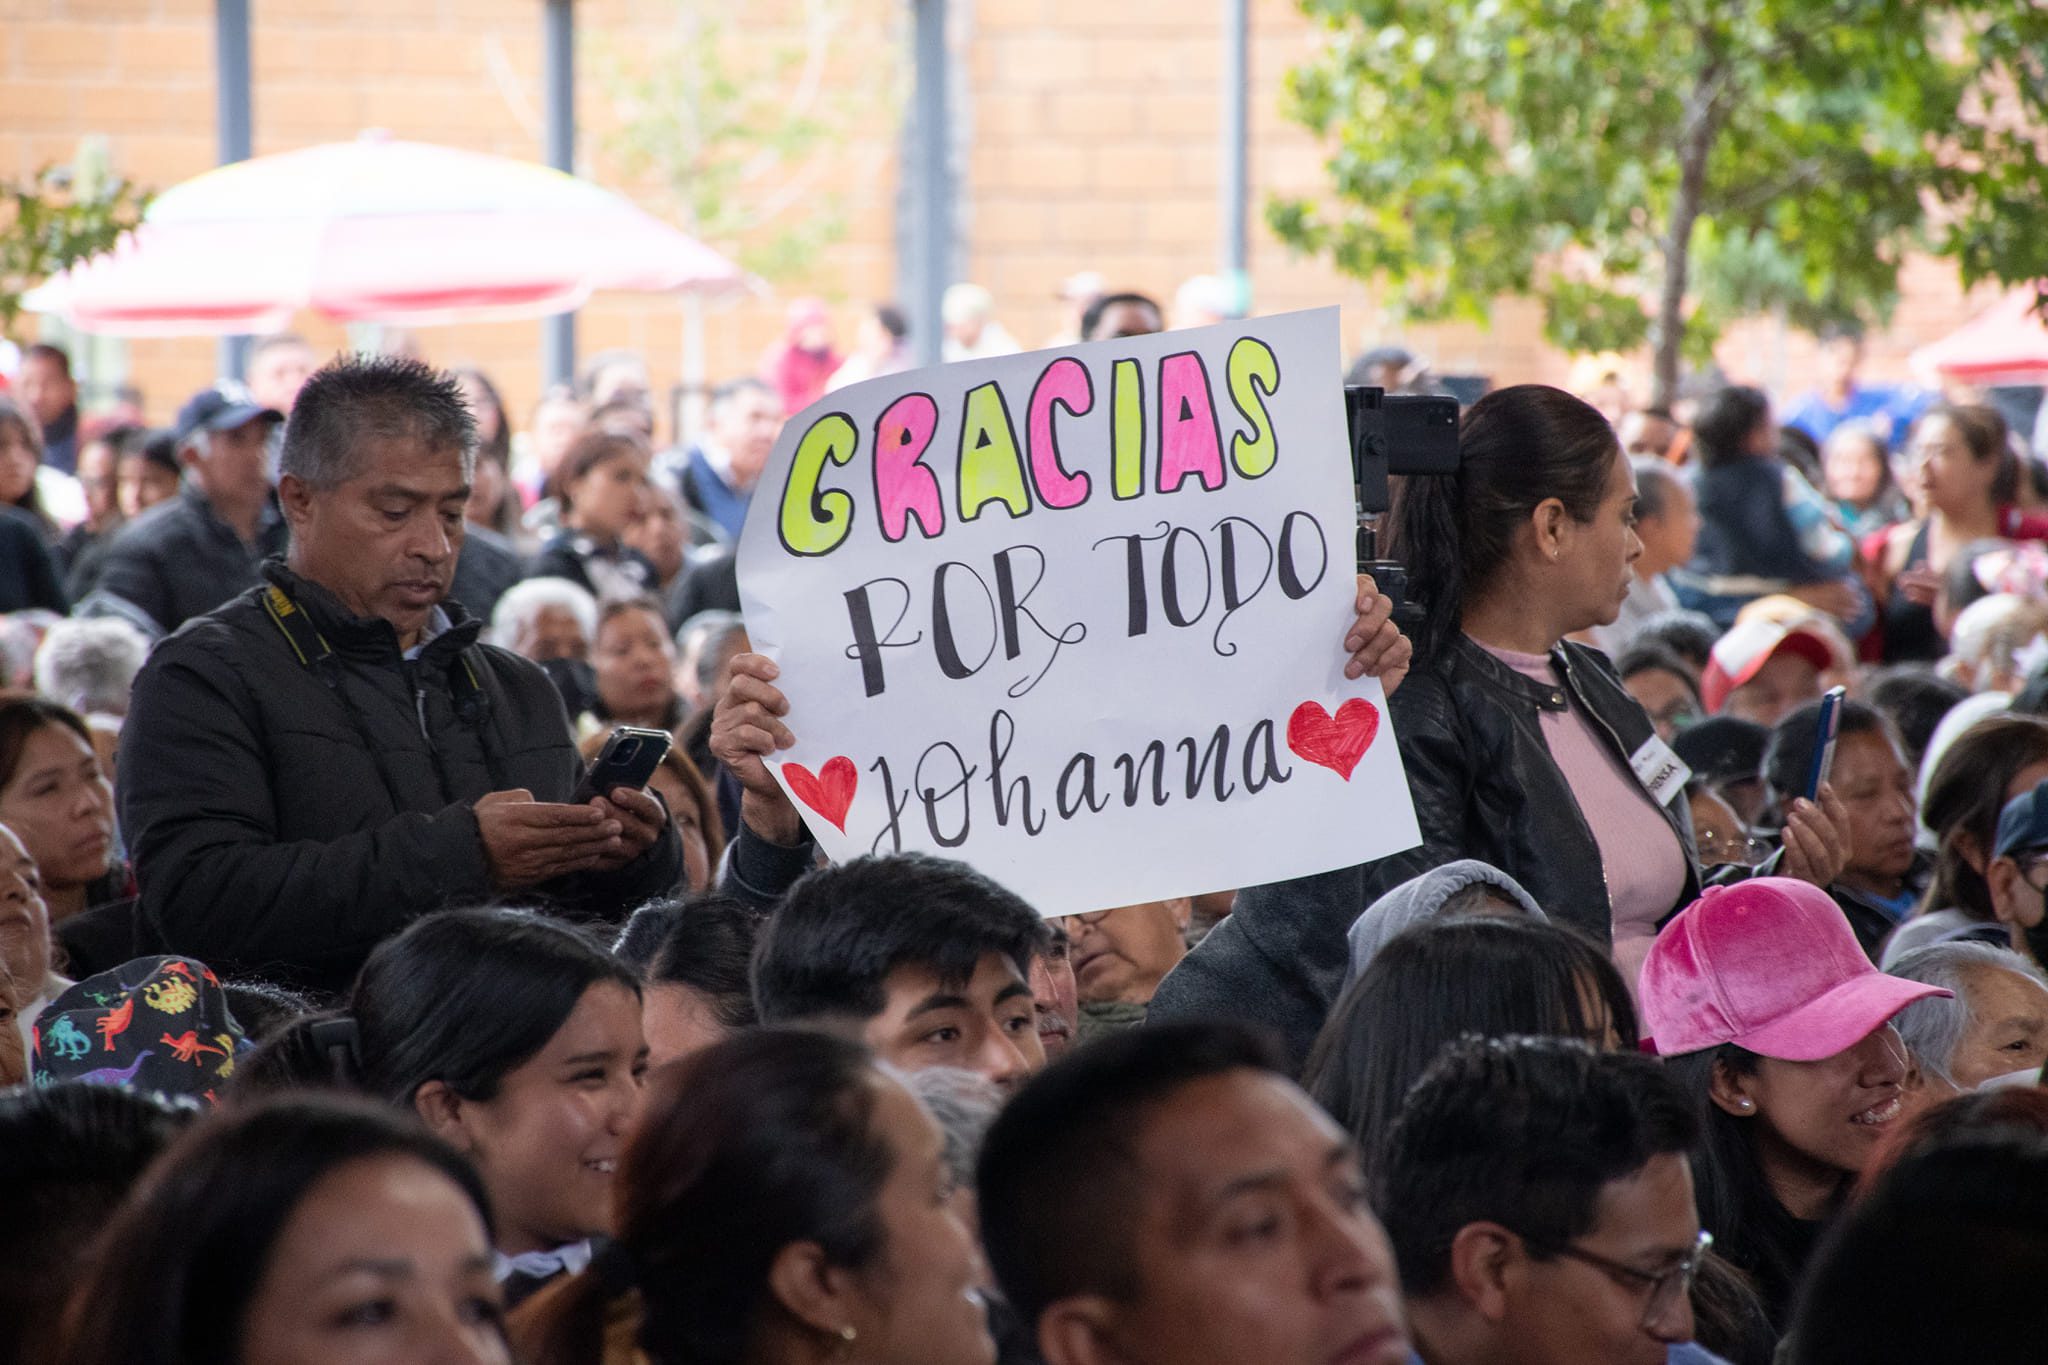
left=588, top=597, right=686, bottom=734
left=1386, top=389, right=1692, bottom=954
left=1307, top=914, right=1637, bottom=1180
left=60, top=1094, right=510, bottom=1365
left=0, top=693, right=121, bottom=927
left=513, top=1028, right=995, bottom=1365
left=1865, top=404, right=2048, bottom=662
left=1153, top=386, right=1843, bottom=1064
left=1884, top=714, right=2048, bottom=964
left=1377, top=384, right=1848, bottom=987
left=0, top=395, right=57, bottom=538
left=1643, top=879, right=1947, bottom=1337
left=242, top=908, right=647, bottom=1304
left=0, top=397, right=67, bottom=611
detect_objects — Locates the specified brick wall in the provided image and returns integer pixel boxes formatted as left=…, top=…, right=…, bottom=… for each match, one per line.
left=2, top=0, right=1997, bottom=438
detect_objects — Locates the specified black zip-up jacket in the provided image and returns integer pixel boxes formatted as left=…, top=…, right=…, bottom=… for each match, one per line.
left=1152, top=635, right=1700, bottom=1066
left=119, top=560, right=682, bottom=995
left=0, top=505, right=66, bottom=612
left=97, top=487, right=289, bottom=635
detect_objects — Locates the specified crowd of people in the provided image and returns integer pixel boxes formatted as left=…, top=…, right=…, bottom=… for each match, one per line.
left=4, top=283, right=2048, bottom=1365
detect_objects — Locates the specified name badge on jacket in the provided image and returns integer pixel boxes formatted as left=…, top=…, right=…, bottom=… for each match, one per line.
left=1629, top=735, right=1692, bottom=807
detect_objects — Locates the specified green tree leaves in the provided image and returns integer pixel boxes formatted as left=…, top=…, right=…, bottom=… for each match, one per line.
left=1273, top=0, right=2048, bottom=404
left=0, top=161, right=149, bottom=340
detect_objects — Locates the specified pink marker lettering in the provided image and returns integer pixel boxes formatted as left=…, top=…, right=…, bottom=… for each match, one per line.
left=873, top=393, right=944, bottom=543
left=1025, top=357, right=1094, bottom=509
left=1156, top=352, right=1226, bottom=494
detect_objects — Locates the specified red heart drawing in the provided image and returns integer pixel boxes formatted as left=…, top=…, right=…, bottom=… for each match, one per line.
left=1286, top=698, right=1381, bottom=781
left=783, top=756, right=858, bottom=832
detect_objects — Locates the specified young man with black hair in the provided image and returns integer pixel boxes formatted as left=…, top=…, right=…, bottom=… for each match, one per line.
left=1377, top=1036, right=1728, bottom=1365
left=977, top=1020, right=1411, bottom=1365
left=753, top=851, right=1049, bottom=1091
left=708, top=589, right=1414, bottom=1066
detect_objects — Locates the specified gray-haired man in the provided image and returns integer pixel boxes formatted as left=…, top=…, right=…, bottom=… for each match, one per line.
left=97, top=387, right=288, bottom=635
left=119, top=355, right=679, bottom=995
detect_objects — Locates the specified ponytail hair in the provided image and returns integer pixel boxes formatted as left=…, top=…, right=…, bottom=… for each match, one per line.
left=514, top=1029, right=894, bottom=1365
left=229, top=1013, right=362, bottom=1097
left=1387, top=384, right=1620, bottom=661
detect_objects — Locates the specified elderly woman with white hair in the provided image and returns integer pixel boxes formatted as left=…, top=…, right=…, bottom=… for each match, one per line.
left=1890, top=941, right=2048, bottom=1093
left=1941, top=592, right=2048, bottom=695
left=32, top=616, right=149, bottom=719
left=489, top=575, right=600, bottom=664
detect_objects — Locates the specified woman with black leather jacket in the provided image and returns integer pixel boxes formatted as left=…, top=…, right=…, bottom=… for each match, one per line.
left=1149, top=385, right=1849, bottom=1065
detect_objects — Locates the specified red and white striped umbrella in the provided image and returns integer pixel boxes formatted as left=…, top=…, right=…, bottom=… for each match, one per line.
left=26, top=133, right=747, bottom=336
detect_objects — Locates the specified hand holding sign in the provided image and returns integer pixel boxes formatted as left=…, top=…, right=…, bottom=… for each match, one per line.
left=1343, top=577, right=1411, bottom=691
left=709, top=655, right=804, bottom=847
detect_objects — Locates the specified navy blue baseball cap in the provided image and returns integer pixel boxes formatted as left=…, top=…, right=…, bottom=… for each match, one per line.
left=1994, top=778, right=2048, bottom=861
left=173, top=388, right=282, bottom=447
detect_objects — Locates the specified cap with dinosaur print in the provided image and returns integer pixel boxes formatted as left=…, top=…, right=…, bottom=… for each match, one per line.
left=31, top=955, right=250, bottom=1105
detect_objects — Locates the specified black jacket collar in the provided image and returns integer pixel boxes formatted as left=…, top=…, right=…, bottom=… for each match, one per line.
left=262, top=559, right=482, bottom=666
left=1447, top=634, right=1577, bottom=711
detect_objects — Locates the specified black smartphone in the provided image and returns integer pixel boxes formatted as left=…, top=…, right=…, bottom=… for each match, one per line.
left=1803, top=686, right=1847, bottom=802
left=573, top=726, right=673, bottom=804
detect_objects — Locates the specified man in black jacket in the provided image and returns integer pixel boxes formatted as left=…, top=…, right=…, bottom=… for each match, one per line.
left=119, top=356, right=679, bottom=995
left=96, top=389, right=289, bottom=636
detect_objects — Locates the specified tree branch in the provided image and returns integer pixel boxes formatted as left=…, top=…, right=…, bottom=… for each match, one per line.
left=1714, top=156, right=1833, bottom=220
left=1652, top=50, right=1731, bottom=408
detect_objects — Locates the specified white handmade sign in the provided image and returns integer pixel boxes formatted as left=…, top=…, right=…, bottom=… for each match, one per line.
left=735, top=307, right=1420, bottom=916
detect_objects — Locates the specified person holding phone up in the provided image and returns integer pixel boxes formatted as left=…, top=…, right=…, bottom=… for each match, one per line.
left=118, top=357, right=681, bottom=997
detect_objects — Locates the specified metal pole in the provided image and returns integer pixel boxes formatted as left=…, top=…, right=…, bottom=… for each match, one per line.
left=542, top=0, right=576, bottom=388
left=215, top=0, right=252, bottom=382
left=1221, top=0, right=1249, bottom=317
left=910, top=0, right=950, bottom=367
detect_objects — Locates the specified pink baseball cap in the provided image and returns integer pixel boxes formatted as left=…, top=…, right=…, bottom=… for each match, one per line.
left=1639, top=879, right=1950, bottom=1061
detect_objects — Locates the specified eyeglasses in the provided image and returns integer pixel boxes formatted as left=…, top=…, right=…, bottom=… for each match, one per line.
left=2021, top=853, right=2048, bottom=894
left=1520, top=1228, right=1713, bottom=1330
left=1647, top=702, right=1700, bottom=733
left=1695, top=830, right=1772, bottom=868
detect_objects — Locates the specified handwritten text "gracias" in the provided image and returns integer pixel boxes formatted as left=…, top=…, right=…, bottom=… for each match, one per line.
left=775, top=336, right=1284, bottom=557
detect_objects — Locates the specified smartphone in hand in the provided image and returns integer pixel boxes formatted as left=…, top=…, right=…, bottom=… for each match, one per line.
left=1803, top=686, right=1848, bottom=802
left=573, top=726, right=673, bottom=804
